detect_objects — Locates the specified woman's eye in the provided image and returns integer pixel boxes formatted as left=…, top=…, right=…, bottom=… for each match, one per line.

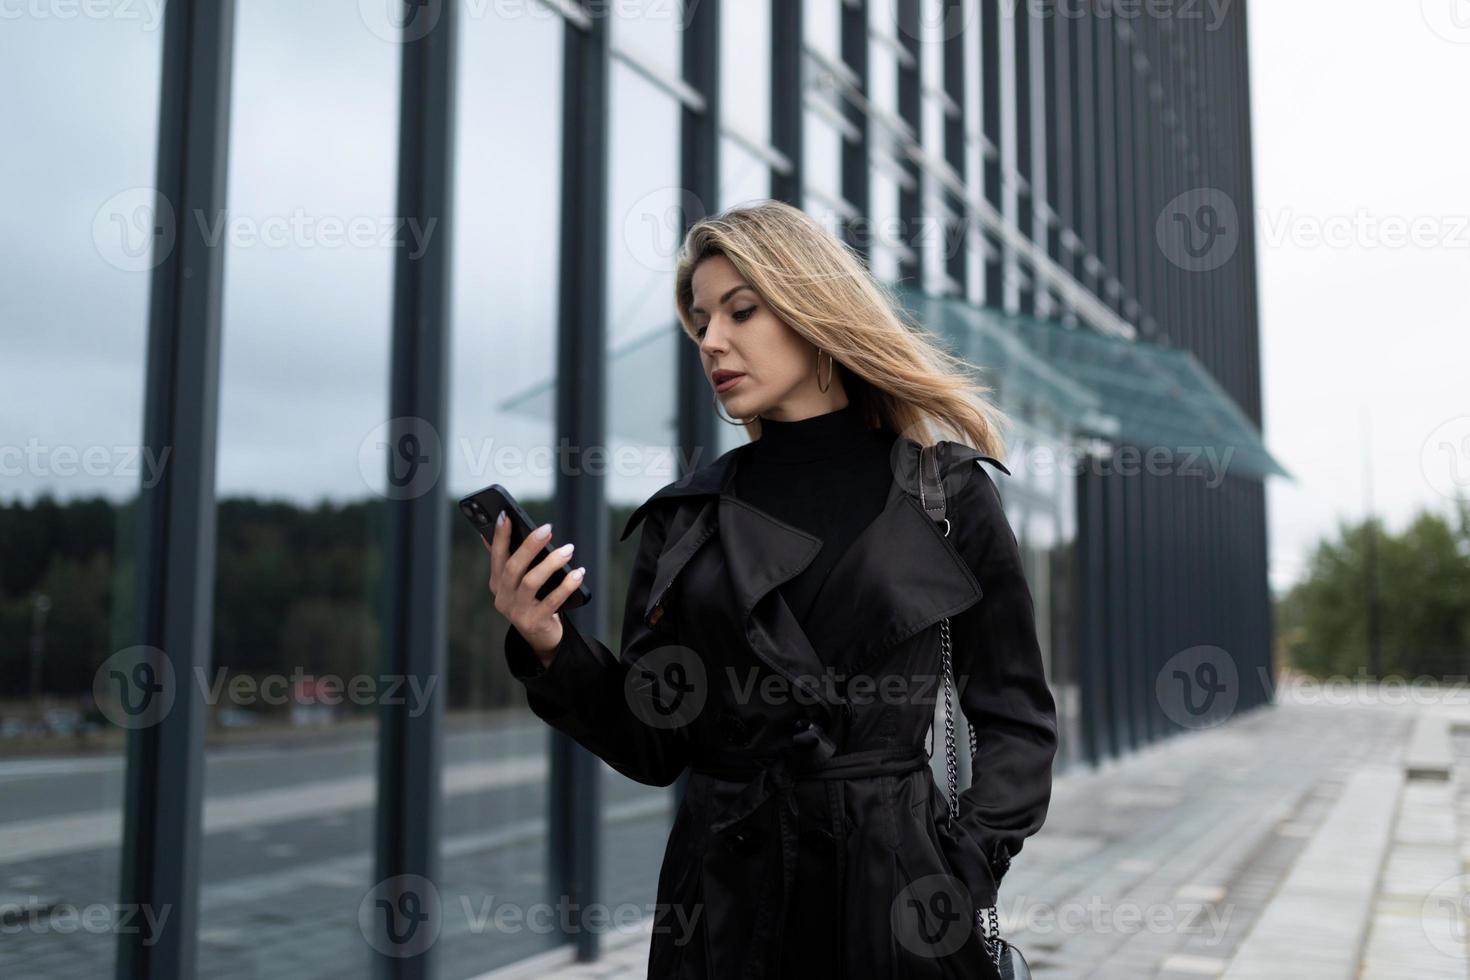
left=696, top=308, right=754, bottom=338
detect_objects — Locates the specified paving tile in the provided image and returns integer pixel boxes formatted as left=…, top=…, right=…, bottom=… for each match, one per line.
left=501, top=697, right=1469, bottom=979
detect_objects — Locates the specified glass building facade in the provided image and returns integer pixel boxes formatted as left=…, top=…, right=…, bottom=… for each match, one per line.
left=0, top=1, right=1279, bottom=977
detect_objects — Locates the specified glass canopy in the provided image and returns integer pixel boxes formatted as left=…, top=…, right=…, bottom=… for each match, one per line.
left=893, top=283, right=1290, bottom=482
left=500, top=285, right=1290, bottom=483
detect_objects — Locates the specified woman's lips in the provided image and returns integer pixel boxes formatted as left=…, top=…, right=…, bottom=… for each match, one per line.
left=715, top=373, right=745, bottom=393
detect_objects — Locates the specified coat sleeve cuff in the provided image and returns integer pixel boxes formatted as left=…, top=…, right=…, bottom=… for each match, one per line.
left=504, top=622, right=550, bottom=678
left=503, top=617, right=599, bottom=719
left=935, top=817, right=1000, bottom=909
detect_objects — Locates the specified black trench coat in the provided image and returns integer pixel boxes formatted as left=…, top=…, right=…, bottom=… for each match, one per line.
left=504, top=436, right=1059, bottom=979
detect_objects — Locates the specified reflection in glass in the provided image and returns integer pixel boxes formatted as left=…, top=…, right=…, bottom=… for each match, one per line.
left=804, top=110, right=845, bottom=230
left=719, top=138, right=772, bottom=215
left=610, top=0, right=683, bottom=79
left=807, top=0, right=840, bottom=61
left=197, top=4, right=395, bottom=976
left=0, top=13, right=161, bottom=979
left=603, top=59, right=680, bottom=934
left=440, top=6, right=563, bottom=976
left=720, top=0, right=771, bottom=142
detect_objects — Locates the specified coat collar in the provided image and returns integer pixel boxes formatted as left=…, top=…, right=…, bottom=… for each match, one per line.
left=622, top=436, right=1013, bottom=711
left=618, top=443, right=742, bottom=543
left=618, top=437, right=1011, bottom=543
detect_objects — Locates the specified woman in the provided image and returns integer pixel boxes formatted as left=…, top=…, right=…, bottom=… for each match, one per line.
left=485, top=200, right=1058, bottom=979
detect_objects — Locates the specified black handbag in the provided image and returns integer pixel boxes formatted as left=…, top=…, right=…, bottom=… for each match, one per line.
left=917, top=443, right=1032, bottom=980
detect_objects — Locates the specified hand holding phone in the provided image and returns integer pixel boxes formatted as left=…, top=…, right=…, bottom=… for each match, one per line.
left=462, top=485, right=591, bottom=665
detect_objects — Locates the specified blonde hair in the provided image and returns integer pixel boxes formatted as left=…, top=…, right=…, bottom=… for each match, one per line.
left=673, top=199, right=1010, bottom=457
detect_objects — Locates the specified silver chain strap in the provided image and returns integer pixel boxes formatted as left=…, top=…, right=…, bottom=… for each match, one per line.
left=942, top=616, right=958, bottom=825
left=937, top=533, right=1005, bottom=971
left=925, top=445, right=1004, bottom=968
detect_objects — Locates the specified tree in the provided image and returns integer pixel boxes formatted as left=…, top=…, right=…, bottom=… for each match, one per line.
left=1279, top=495, right=1470, bottom=680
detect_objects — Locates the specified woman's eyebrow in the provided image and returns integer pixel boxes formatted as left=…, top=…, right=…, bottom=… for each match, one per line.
left=690, top=284, right=753, bottom=315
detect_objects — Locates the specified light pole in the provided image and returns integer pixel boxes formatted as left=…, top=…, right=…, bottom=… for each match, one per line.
left=29, top=592, right=51, bottom=703
left=1361, top=406, right=1381, bottom=679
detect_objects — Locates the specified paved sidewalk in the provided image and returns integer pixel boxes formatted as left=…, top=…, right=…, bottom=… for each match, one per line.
left=489, top=683, right=1470, bottom=979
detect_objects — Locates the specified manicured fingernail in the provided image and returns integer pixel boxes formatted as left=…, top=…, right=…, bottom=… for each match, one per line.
left=556, top=543, right=575, bottom=555
left=536, top=522, right=552, bottom=538
left=495, top=511, right=505, bottom=526
left=570, top=567, right=585, bottom=578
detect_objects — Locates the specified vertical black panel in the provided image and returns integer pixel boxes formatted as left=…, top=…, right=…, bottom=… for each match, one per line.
left=1162, top=468, right=1180, bottom=734
left=675, top=0, right=723, bottom=812
left=1170, top=472, right=1182, bottom=737
left=1131, top=15, right=1154, bottom=336
left=980, top=0, right=1003, bottom=303
left=1228, top=479, right=1249, bottom=712
left=1189, top=16, right=1207, bottom=368
left=1175, top=14, right=1192, bottom=352
left=1187, top=476, right=1199, bottom=710
left=1014, top=1, right=1033, bottom=314
left=1043, top=4, right=1070, bottom=278
left=1238, top=0, right=1264, bottom=429
left=1142, top=13, right=1165, bottom=335
left=549, top=5, right=612, bottom=963
left=1175, top=16, right=1194, bottom=358
left=942, top=0, right=969, bottom=291
left=374, top=5, right=457, bottom=978
left=1225, top=478, right=1239, bottom=710
left=1055, top=0, right=1270, bottom=773
left=1254, top=482, right=1269, bottom=709
left=1200, top=467, right=1213, bottom=709
left=1124, top=465, right=1144, bottom=750
left=1114, top=17, right=1135, bottom=318
left=1207, top=471, right=1220, bottom=713
left=771, top=0, right=804, bottom=206
left=679, top=0, right=720, bottom=471
left=1093, top=9, right=1116, bottom=314
left=1148, top=15, right=1171, bottom=345
left=1069, top=7, right=1094, bottom=293
left=1141, top=468, right=1160, bottom=743
left=1249, top=484, right=1262, bottom=710
left=682, top=0, right=720, bottom=228
left=1165, top=17, right=1184, bottom=351
left=1204, top=15, right=1222, bottom=386
left=897, top=0, right=924, bottom=286
left=1076, top=464, right=1106, bottom=766
left=1260, top=487, right=1270, bottom=706
left=1237, top=478, right=1252, bottom=708
left=841, top=0, right=871, bottom=258
left=1228, top=481, right=1240, bottom=709
left=117, top=3, right=235, bottom=977
left=1221, top=478, right=1233, bottom=706
left=1104, top=458, right=1126, bottom=758
left=1242, top=484, right=1253, bottom=709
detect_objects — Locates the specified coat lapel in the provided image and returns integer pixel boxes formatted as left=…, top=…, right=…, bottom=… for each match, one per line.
left=799, top=461, right=981, bottom=672
left=619, top=436, right=998, bottom=707
left=622, top=445, right=741, bottom=627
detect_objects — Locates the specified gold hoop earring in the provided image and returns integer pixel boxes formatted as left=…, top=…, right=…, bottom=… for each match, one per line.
left=816, top=349, right=835, bottom=393
left=713, top=391, right=755, bottom=426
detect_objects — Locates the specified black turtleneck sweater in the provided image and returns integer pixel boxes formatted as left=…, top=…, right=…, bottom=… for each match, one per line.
left=733, top=403, right=899, bottom=642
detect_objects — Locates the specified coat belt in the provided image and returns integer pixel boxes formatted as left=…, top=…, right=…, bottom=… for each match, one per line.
left=689, top=731, right=933, bottom=979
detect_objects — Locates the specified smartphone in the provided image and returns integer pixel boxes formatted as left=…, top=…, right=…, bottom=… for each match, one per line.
left=459, top=485, right=591, bottom=609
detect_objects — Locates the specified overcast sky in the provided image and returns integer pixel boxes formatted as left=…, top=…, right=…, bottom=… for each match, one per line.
left=1249, top=0, right=1470, bottom=592
left=2, top=0, right=1466, bottom=598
